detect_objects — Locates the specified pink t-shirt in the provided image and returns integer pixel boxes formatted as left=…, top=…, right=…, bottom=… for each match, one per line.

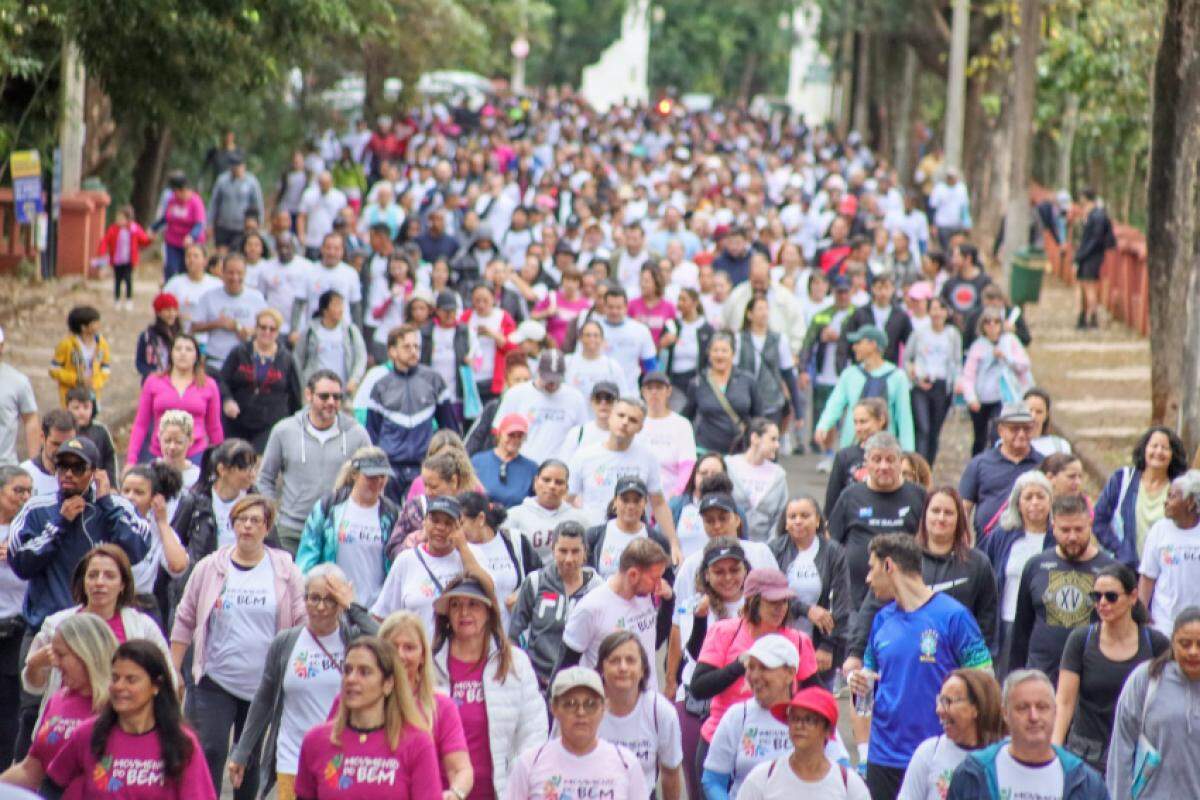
left=448, top=656, right=492, bottom=800
left=46, top=718, right=215, bottom=800
left=106, top=614, right=127, bottom=643
left=506, top=738, right=647, bottom=800
left=294, top=723, right=441, bottom=800
left=29, top=689, right=95, bottom=769
left=627, top=297, right=676, bottom=345
left=533, top=292, right=593, bottom=347
left=326, top=693, right=467, bottom=788
left=697, top=619, right=818, bottom=741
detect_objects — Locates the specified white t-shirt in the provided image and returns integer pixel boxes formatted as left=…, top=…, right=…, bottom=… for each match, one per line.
left=674, top=503, right=708, bottom=562
left=897, top=735, right=971, bottom=800
left=429, top=325, right=460, bottom=391
left=0, top=522, right=27, bottom=618
left=468, top=534, right=520, bottom=631
left=1139, top=518, right=1200, bottom=635
left=993, top=746, right=1064, bottom=800
left=562, top=582, right=659, bottom=690
left=252, top=258, right=312, bottom=335
left=19, top=459, right=59, bottom=498
left=503, top=499, right=591, bottom=564
left=466, top=309, right=505, bottom=383
left=706, top=699, right=851, bottom=799
left=930, top=182, right=970, bottom=229
left=597, top=317, right=657, bottom=376
left=163, top=273, right=222, bottom=340
left=727, top=455, right=786, bottom=512
left=912, top=327, right=955, bottom=382
left=299, top=186, right=348, bottom=249
left=212, top=490, right=244, bottom=549
left=674, top=541, right=778, bottom=608
left=597, top=691, right=683, bottom=787
left=557, top=420, right=609, bottom=465
left=738, top=756, right=869, bottom=800
left=276, top=628, right=345, bottom=773
left=370, top=546, right=464, bottom=636
left=1002, top=532, right=1047, bottom=622
left=335, top=498, right=386, bottom=607
left=313, top=324, right=347, bottom=380
left=195, top=287, right=267, bottom=366
left=567, top=442, right=664, bottom=526
left=495, top=382, right=589, bottom=465
left=785, top=539, right=823, bottom=635
left=636, top=414, right=696, bottom=500
left=130, top=515, right=181, bottom=595
left=816, top=308, right=851, bottom=386
left=595, top=521, right=649, bottom=578
left=671, top=317, right=708, bottom=374
left=737, top=332, right=794, bottom=373
left=506, top=738, right=647, bottom=800
left=204, top=557, right=279, bottom=700
left=301, top=262, right=362, bottom=322
left=564, top=352, right=635, bottom=402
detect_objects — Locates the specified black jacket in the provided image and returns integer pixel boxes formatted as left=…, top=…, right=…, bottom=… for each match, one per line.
left=217, top=342, right=303, bottom=438
left=823, top=444, right=865, bottom=516
left=768, top=534, right=852, bottom=660
left=1075, top=207, right=1116, bottom=270
left=681, top=369, right=761, bottom=454
left=837, top=304, right=913, bottom=371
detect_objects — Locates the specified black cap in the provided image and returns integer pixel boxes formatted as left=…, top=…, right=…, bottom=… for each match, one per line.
left=613, top=475, right=648, bottom=498
left=55, top=437, right=100, bottom=468
left=699, top=493, right=738, bottom=515
left=701, top=542, right=748, bottom=570
left=554, top=241, right=577, bottom=259
left=426, top=496, right=462, bottom=521
left=591, top=380, right=620, bottom=400
left=435, top=290, right=458, bottom=311
left=641, top=371, right=670, bottom=387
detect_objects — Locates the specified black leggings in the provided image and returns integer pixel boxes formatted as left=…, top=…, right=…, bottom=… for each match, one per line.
left=911, top=381, right=952, bottom=465
left=113, top=262, right=133, bottom=300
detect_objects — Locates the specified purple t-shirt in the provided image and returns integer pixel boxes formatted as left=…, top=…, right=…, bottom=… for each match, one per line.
left=47, top=718, right=215, bottom=800
left=448, top=655, right=492, bottom=800
left=294, top=723, right=440, bottom=800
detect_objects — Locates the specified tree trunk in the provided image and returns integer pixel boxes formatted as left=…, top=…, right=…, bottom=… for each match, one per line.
left=1000, top=0, right=1042, bottom=283
left=1149, top=0, right=1200, bottom=439
left=894, top=46, right=917, bottom=184
left=363, top=44, right=389, bottom=117
left=737, top=48, right=760, bottom=105
left=1055, top=93, right=1079, bottom=191
left=963, top=65, right=1014, bottom=256
left=852, top=29, right=870, bottom=136
left=836, top=25, right=855, bottom=138
left=130, top=124, right=173, bottom=226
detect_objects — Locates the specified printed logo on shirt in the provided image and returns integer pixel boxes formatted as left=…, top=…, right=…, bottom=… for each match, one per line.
left=538, top=591, right=561, bottom=618
left=214, top=585, right=270, bottom=611
left=1043, top=570, right=1095, bottom=629
left=919, top=629, right=939, bottom=663
left=323, top=753, right=400, bottom=789
left=739, top=726, right=790, bottom=758
left=936, top=768, right=953, bottom=800
left=93, top=755, right=165, bottom=792
left=292, top=649, right=340, bottom=679
left=38, top=714, right=81, bottom=745
left=858, top=506, right=873, bottom=518
left=337, top=518, right=382, bottom=545
left=1160, top=544, right=1200, bottom=566
left=617, top=611, right=657, bottom=635
left=452, top=678, right=485, bottom=704
left=539, top=773, right=620, bottom=800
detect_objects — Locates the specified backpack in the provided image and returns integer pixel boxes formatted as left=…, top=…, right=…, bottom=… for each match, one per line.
left=857, top=365, right=894, bottom=400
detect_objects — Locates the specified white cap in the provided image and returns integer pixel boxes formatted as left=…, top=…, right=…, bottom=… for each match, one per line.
left=551, top=666, right=605, bottom=700
left=511, top=320, right=547, bottom=345
left=740, top=633, right=801, bottom=670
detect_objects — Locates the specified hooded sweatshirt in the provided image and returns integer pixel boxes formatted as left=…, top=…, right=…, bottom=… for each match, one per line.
left=256, top=410, right=371, bottom=532
left=507, top=562, right=602, bottom=685
left=1107, top=660, right=1200, bottom=799
left=503, top=497, right=592, bottom=563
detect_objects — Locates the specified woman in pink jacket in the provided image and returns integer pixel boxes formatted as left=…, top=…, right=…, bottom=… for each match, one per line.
left=170, top=494, right=306, bottom=800
left=160, top=172, right=207, bottom=281
left=956, top=306, right=1034, bottom=455
left=126, top=333, right=224, bottom=465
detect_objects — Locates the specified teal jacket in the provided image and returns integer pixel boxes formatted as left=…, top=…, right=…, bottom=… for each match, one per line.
left=296, top=486, right=399, bottom=575
left=946, top=741, right=1110, bottom=800
left=814, top=360, right=915, bottom=451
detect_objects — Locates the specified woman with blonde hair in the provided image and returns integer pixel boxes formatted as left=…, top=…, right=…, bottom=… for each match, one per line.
left=378, top=612, right=473, bottom=799
left=294, top=637, right=441, bottom=800
left=297, top=446, right=400, bottom=607
left=1, top=613, right=118, bottom=790
left=158, top=409, right=201, bottom=493
left=219, top=306, right=303, bottom=453
left=406, top=430, right=485, bottom=501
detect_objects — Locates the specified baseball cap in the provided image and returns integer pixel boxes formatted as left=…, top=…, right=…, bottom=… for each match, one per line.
left=351, top=452, right=393, bottom=477
left=538, top=350, right=566, bottom=382
left=701, top=542, right=747, bottom=570
left=55, top=437, right=100, bottom=468
left=831, top=275, right=852, bottom=291
left=740, top=633, right=801, bottom=670
left=497, top=413, right=530, bottom=437
left=743, top=568, right=795, bottom=602
left=906, top=281, right=934, bottom=302
left=699, top=493, right=738, bottom=516
left=550, top=666, right=605, bottom=700
left=435, top=290, right=458, bottom=311
left=591, top=381, right=620, bottom=400
left=152, top=293, right=179, bottom=313
left=408, top=287, right=435, bottom=309
left=426, top=496, right=462, bottom=521
left=641, top=371, right=670, bottom=388
left=511, top=320, right=547, bottom=344
left=997, top=401, right=1035, bottom=425
left=432, top=577, right=493, bottom=615
left=847, top=325, right=888, bottom=351
left=614, top=475, right=648, bottom=498
left=771, top=687, right=840, bottom=734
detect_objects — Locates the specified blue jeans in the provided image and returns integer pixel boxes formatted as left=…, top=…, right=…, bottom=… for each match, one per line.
left=164, top=244, right=186, bottom=281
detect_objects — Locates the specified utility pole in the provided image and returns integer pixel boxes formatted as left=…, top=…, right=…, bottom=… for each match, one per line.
left=894, top=46, right=917, bottom=184
left=511, top=0, right=529, bottom=94
left=59, top=35, right=85, bottom=194
left=944, top=0, right=970, bottom=171
left=1000, top=0, right=1042, bottom=282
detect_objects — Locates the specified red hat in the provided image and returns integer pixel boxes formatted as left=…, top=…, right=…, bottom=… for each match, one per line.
left=771, top=687, right=839, bottom=735
left=152, top=293, right=179, bottom=313
left=837, top=195, right=859, bottom=216
left=496, top=413, right=530, bottom=436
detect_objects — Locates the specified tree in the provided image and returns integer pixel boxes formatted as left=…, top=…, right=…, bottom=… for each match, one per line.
left=999, top=0, right=1041, bottom=281
left=1147, top=0, right=1200, bottom=444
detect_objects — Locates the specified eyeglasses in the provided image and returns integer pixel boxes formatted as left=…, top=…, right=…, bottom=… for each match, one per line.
left=556, top=697, right=603, bottom=714
left=55, top=461, right=89, bottom=476
left=787, top=713, right=827, bottom=729
left=936, top=695, right=969, bottom=709
left=315, top=392, right=344, bottom=402
left=257, top=324, right=279, bottom=332
left=305, top=594, right=335, bottom=607
left=1089, top=590, right=1122, bottom=604
left=233, top=514, right=266, bottom=527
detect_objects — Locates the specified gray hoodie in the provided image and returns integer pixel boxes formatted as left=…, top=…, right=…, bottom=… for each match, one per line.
left=508, top=562, right=602, bottom=685
left=1108, top=660, right=1200, bottom=799
left=256, top=410, right=371, bottom=531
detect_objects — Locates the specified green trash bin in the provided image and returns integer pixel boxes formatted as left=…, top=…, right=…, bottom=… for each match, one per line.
left=1010, top=247, right=1047, bottom=305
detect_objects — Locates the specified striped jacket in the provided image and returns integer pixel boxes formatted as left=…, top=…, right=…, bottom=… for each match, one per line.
left=365, top=363, right=459, bottom=468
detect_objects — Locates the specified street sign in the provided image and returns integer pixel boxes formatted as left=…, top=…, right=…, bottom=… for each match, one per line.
left=9, top=150, right=42, bottom=224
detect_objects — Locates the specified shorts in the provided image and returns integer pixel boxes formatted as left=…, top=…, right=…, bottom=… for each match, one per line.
left=1075, top=257, right=1102, bottom=282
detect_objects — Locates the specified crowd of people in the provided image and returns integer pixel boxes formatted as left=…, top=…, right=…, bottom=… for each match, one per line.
left=0, top=88, right=1186, bottom=800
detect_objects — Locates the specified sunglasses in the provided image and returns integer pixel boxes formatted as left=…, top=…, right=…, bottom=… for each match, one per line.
left=499, top=460, right=509, bottom=484
left=1089, top=590, right=1123, bottom=604
left=315, top=392, right=344, bottom=402
left=257, top=324, right=279, bottom=332
left=55, top=461, right=90, bottom=476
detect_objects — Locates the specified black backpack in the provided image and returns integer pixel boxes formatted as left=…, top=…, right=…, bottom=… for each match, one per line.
left=858, top=365, right=894, bottom=400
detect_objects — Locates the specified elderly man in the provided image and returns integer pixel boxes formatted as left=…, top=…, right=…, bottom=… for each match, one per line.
left=828, top=432, right=926, bottom=609
left=948, top=670, right=1106, bottom=799
left=297, top=170, right=347, bottom=260
left=959, top=401, right=1045, bottom=537
left=721, top=254, right=807, bottom=354
left=815, top=325, right=915, bottom=452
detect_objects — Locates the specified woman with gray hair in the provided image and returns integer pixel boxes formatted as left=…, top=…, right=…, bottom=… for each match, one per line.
left=957, top=305, right=1033, bottom=455
left=227, top=563, right=379, bottom=800
left=1138, top=469, right=1200, bottom=636
left=0, top=464, right=31, bottom=769
left=981, top=470, right=1055, bottom=674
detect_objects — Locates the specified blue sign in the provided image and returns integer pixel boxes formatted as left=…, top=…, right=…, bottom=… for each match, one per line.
left=13, top=176, right=42, bottom=224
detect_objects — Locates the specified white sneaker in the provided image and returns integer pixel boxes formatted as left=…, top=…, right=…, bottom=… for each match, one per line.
left=816, top=457, right=833, bottom=474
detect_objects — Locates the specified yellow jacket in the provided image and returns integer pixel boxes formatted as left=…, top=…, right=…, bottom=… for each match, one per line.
left=49, top=334, right=111, bottom=405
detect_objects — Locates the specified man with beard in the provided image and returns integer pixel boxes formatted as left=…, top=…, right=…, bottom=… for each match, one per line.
left=1009, top=494, right=1114, bottom=685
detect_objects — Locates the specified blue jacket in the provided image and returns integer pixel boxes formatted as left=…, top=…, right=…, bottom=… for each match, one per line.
left=1093, top=467, right=1140, bottom=567
left=295, top=487, right=400, bottom=575
left=365, top=364, right=459, bottom=468
left=10, top=489, right=150, bottom=628
left=947, top=741, right=1110, bottom=800
left=980, top=524, right=1055, bottom=622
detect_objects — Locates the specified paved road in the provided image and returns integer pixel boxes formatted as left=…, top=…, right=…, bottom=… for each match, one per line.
left=781, top=450, right=828, bottom=506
